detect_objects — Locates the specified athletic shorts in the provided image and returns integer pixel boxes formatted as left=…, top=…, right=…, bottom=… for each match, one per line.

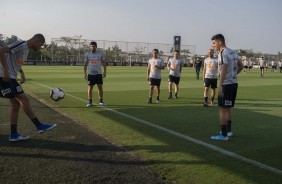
left=0, top=78, right=24, bottom=98
left=218, top=83, right=238, bottom=108
left=244, top=66, right=248, bottom=69
left=260, top=67, right=265, bottom=70
left=204, top=78, right=217, bottom=89
left=88, top=74, right=103, bottom=86
left=248, top=66, right=253, bottom=69
left=168, top=75, right=180, bottom=84
left=149, top=78, right=161, bottom=86
left=280, top=67, right=282, bottom=70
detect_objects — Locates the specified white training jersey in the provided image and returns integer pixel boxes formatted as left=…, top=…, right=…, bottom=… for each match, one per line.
left=259, top=59, right=265, bottom=67
left=167, top=58, right=183, bottom=77
left=0, top=40, right=29, bottom=79
left=204, top=57, right=218, bottom=79
left=249, top=60, right=253, bottom=66
left=84, top=51, right=105, bottom=75
left=243, top=60, right=249, bottom=66
left=271, top=61, right=275, bottom=66
left=279, top=61, right=282, bottom=67
left=218, top=47, right=239, bottom=85
left=148, top=58, right=165, bottom=79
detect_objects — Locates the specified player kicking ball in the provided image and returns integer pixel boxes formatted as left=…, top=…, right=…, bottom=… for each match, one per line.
left=0, top=34, right=57, bottom=142
left=167, top=50, right=183, bottom=99
left=147, top=49, right=165, bottom=103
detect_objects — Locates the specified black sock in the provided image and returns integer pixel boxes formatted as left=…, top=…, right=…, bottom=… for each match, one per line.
left=175, top=93, right=177, bottom=97
left=100, top=99, right=103, bottom=103
left=32, top=117, right=42, bottom=127
left=148, top=97, right=152, bottom=101
left=157, top=96, right=159, bottom=101
left=89, top=99, right=92, bottom=103
left=227, top=120, right=232, bottom=132
left=169, top=92, right=172, bottom=97
left=221, top=125, right=227, bottom=137
left=211, top=96, right=215, bottom=102
left=11, top=124, right=17, bottom=134
left=204, top=97, right=208, bottom=102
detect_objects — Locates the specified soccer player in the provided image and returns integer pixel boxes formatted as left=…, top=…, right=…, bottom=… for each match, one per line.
left=147, top=49, right=165, bottom=103
left=167, top=50, right=183, bottom=99
left=243, top=57, right=249, bottom=73
left=203, top=49, right=218, bottom=106
left=0, top=34, right=57, bottom=142
left=193, top=57, right=202, bottom=80
left=259, top=57, right=265, bottom=77
left=278, top=61, right=282, bottom=73
left=84, top=41, right=107, bottom=107
left=248, top=59, right=253, bottom=71
left=210, top=34, right=243, bottom=141
left=271, top=60, right=276, bottom=72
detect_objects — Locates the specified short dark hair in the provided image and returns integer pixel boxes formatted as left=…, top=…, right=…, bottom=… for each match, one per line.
left=211, top=34, right=225, bottom=44
left=32, top=34, right=45, bottom=42
left=153, top=49, right=159, bottom=53
left=174, top=50, right=180, bottom=53
left=90, top=41, right=97, bottom=46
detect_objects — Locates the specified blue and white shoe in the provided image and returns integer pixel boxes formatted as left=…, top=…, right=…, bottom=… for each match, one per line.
left=211, top=134, right=228, bottom=141
left=37, top=123, right=57, bottom=134
left=9, top=133, right=29, bottom=142
left=86, top=103, right=93, bottom=107
left=220, top=131, right=233, bottom=137
left=98, top=102, right=106, bottom=106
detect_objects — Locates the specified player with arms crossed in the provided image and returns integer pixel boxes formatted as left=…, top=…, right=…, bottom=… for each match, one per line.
left=203, top=49, right=218, bottom=107
left=0, top=34, right=57, bottom=142
left=167, top=50, right=183, bottom=99
left=84, top=41, right=107, bottom=107
left=147, top=49, right=165, bottom=103
left=210, top=34, right=243, bottom=141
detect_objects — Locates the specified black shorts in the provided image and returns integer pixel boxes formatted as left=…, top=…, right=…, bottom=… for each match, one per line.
left=218, top=83, right=238, bottom=108
left=150, top=78, right=161, bottom=86
left=168, top=75, right=180, bottom=84
left=88, top=74, right=103, bottom=86
left=260, top=67, right=265, bottom=70
left=280, top=67, right=282, bottom=70
left=244, top=66, right=248, bottom=69
left=0, top=78, right=24, bottom=98
left=204, top=78, right=217, bottom=89
left=248, top=66, right=253, bottom=69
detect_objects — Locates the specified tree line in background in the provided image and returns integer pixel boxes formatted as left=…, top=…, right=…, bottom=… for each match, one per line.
left=1, top=34, right=281, bottom=64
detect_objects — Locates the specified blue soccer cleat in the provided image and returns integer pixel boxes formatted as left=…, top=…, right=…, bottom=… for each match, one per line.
left=211, top=134, right=228, bottom=141
left=86, top=103, right=93, bottom=107
left=9, top=133, right=29, bottom=142
left=37, top=123, right=57, bottom=134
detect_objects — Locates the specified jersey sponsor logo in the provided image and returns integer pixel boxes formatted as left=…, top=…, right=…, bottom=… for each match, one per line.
left=171, top=65, right=177, bottom=69
left=207, top=65, right=217, bottom=69
left=90, top=60, right=100, bottom=64
left=225, top=100, right=232, bottom=106
left=16, top=59, right=24, bottom=65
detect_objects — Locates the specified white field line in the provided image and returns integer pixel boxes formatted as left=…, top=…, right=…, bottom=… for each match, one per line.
left=31, top=81, right=282, bottom=176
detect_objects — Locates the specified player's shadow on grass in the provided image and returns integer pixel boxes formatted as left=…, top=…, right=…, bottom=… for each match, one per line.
left=95, top=105, right=282, bottom=184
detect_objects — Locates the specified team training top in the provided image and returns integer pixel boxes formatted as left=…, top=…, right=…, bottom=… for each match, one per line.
left=218, top=47, right=239, bottom=85
left=167, top=58, right=183, bottom=77
left=84, top=51, right=105, bottom=75
left=259, top=58, right=265, bottom=67
left=204, top=57, right=218, bottom=79
left=148, top=58, right=165, bottom=79
left=0, top=40, right=28, bottom=79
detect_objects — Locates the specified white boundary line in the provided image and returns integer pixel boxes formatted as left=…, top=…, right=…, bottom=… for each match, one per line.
left=31, top=81, right=282, bottom=176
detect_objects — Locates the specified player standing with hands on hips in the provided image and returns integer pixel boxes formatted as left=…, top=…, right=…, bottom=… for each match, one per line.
left=0, top=34, right=57, bottom=142
left=210, top=34, right=243, bottom=141
left=84, top=41, right=107, bottom=107
left=147, top=49, right=165, bottom=103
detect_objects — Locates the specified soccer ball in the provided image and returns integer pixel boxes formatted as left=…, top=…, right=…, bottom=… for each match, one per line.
left=50, top=88, right=65, bottom=101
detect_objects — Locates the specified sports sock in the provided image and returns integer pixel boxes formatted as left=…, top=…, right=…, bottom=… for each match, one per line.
left=175, top=93, right=178, bottom=97
left=227, top=120, right=232, bottom=132
left=11, top=124, right=17, bottom=134
left=169, top=92, right=172, bottom=96
left=99, top=99, right=103, bottom=103
left=204, top=97, right=208, bottom=102
left=156, top=96, right=159, bottom=101
left=89, top=99, right=92, bottom=103
left=148, top=97, right=152, bottom=101
left=220, top=125, right=227, bottom=137
left=32, top=117, right=42, bottom=127
left=211, top=96, right=215, bottom=102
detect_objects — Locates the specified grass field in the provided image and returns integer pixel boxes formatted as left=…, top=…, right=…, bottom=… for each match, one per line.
left=1, top=66, right=282, bottom=183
